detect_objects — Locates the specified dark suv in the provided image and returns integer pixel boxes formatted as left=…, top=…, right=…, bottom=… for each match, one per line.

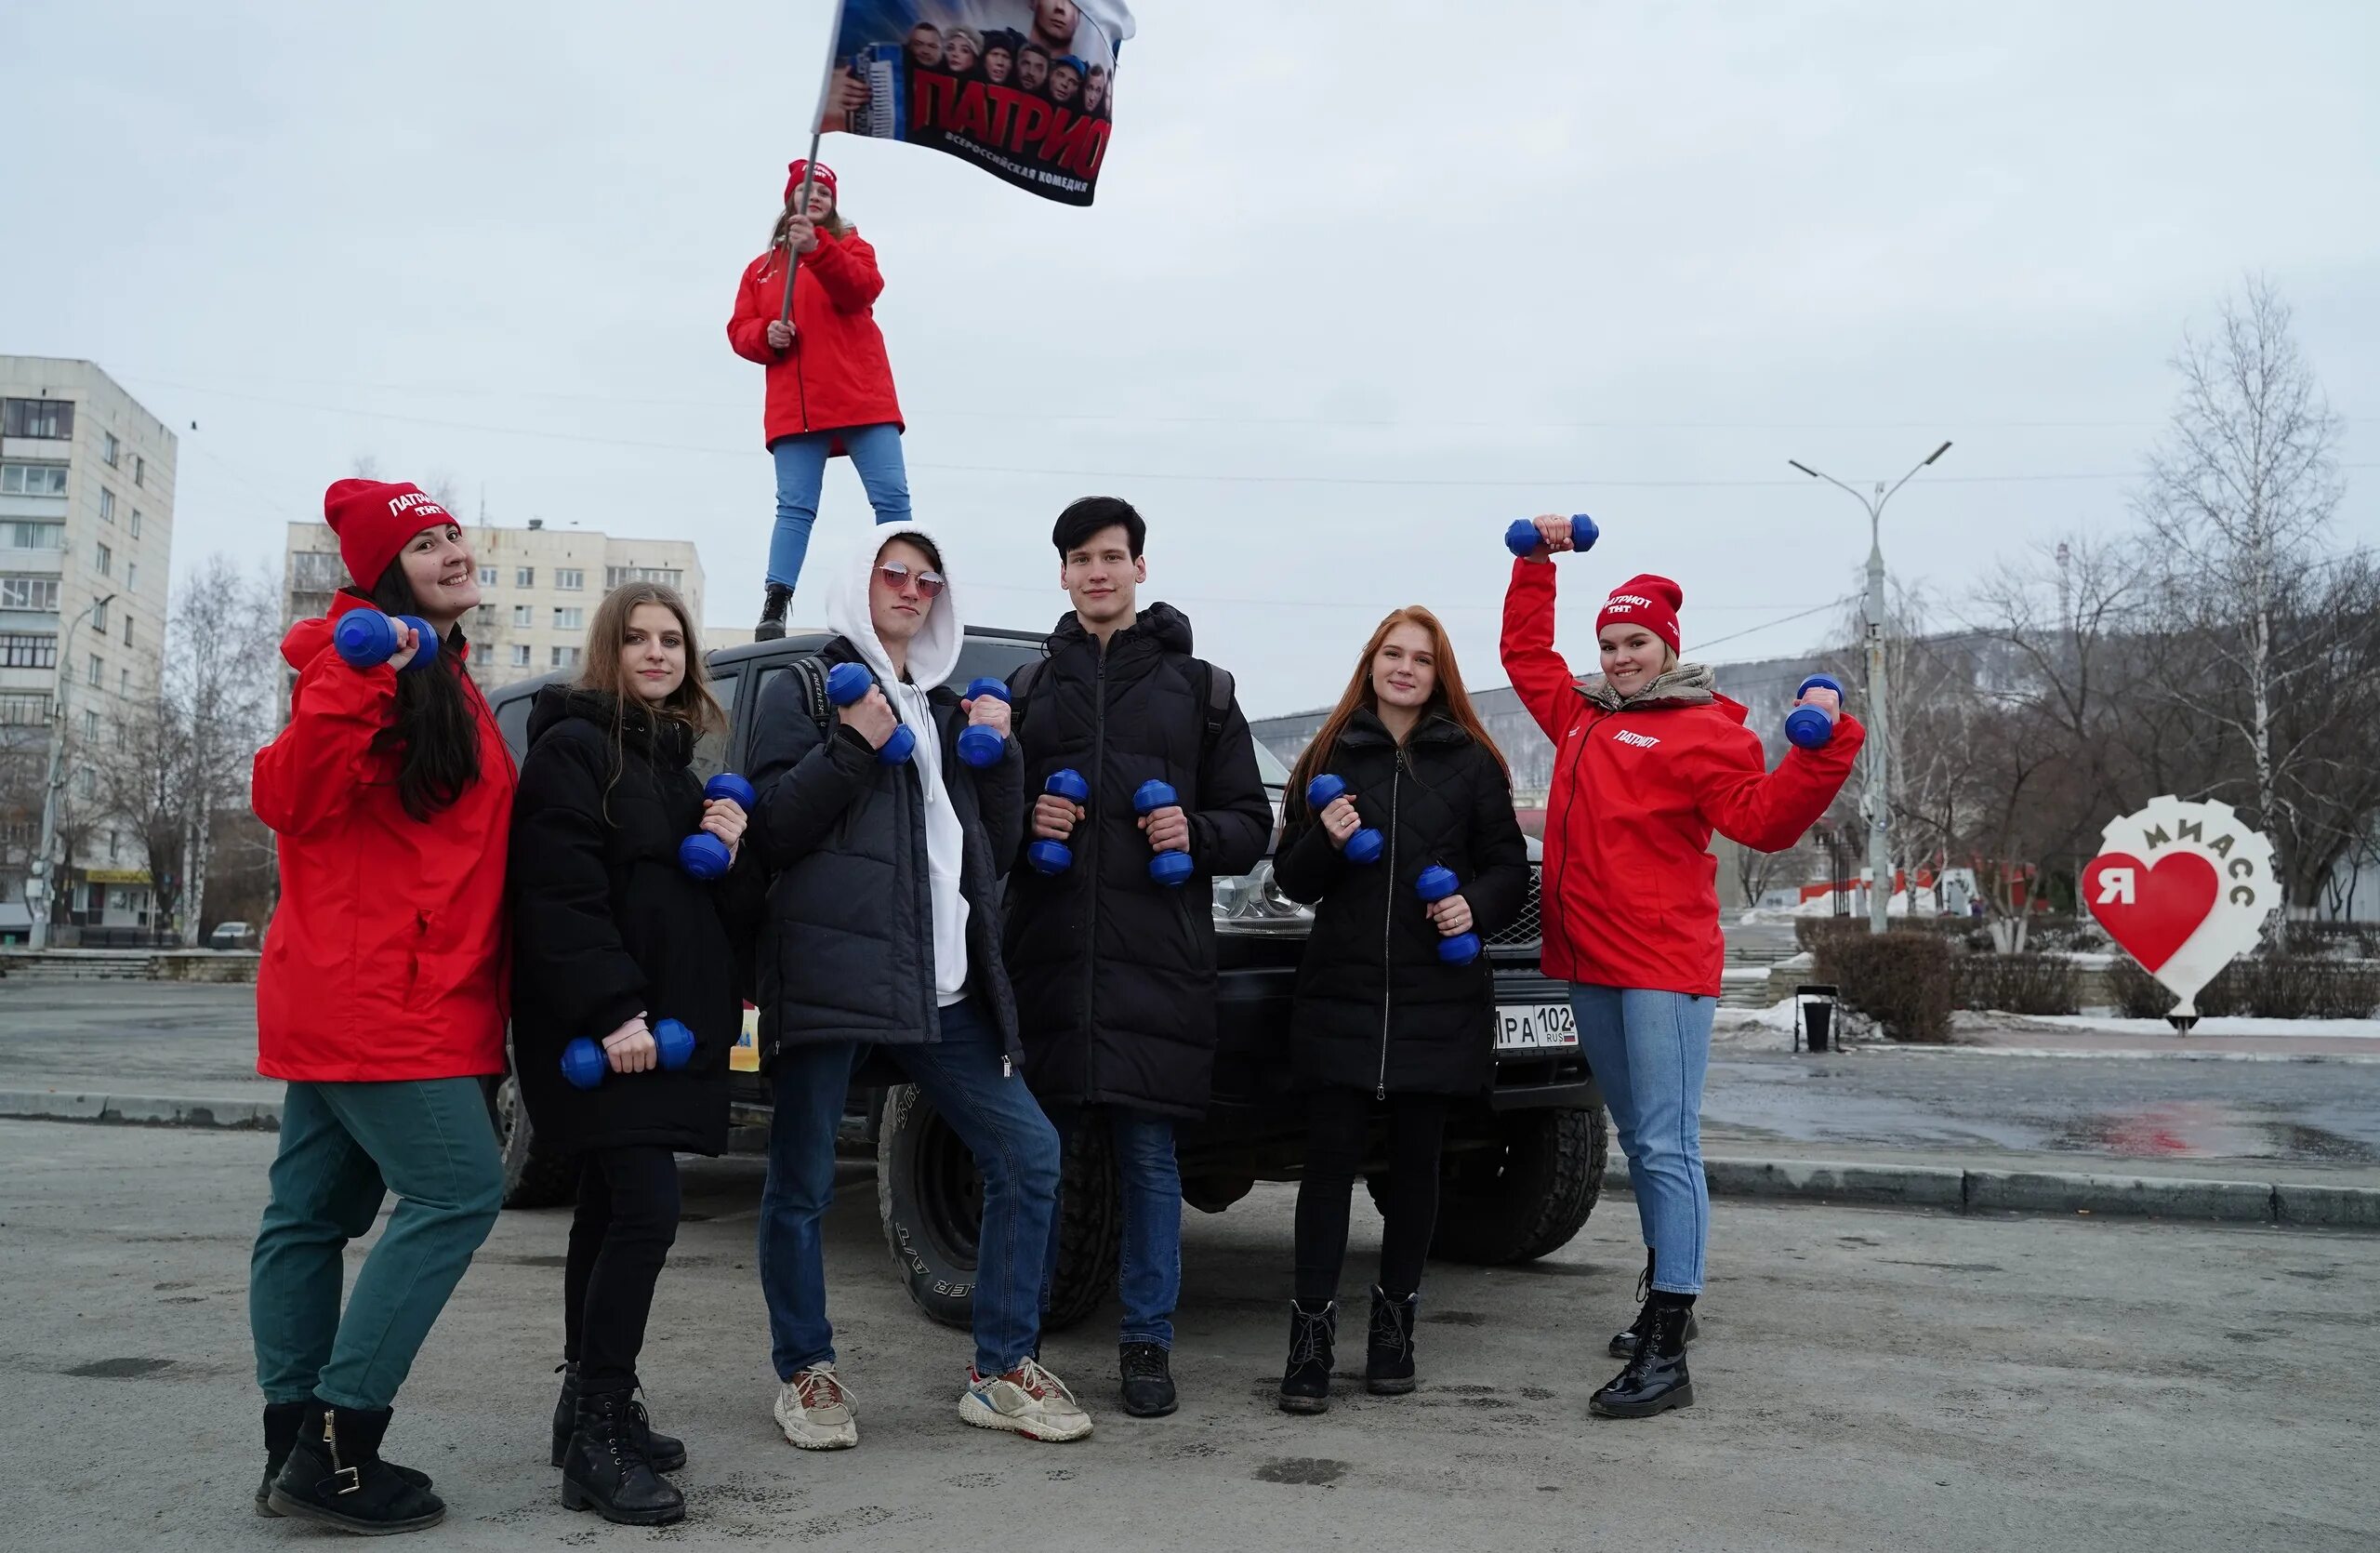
left=487, top=625, right=1606, bottom=1333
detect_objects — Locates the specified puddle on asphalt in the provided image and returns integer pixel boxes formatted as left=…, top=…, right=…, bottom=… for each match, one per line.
left=2048, top=1106, right=2376, bottom=1162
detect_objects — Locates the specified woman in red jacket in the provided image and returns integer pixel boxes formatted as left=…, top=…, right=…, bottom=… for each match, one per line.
left=1501, top=515, right=1862, bottom=1422
left=727, top=159, right=908, bottom=639
left=246, top=479, right=515, bottom=1535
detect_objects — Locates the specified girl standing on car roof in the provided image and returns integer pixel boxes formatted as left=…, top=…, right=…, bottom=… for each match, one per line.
left=508, top=583, right=763, bottom=1526
left=1271, top=606, right=1530, bottom=1414
left=1501, top=516, right=1863, bottom=1420
left=245, top=479, right=512, bottom=1535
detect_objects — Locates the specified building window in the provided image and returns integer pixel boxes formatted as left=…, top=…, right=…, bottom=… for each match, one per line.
left=0, top=463, right=69, bottom=497
left=515, top=566, right=536, bottom=588
left=89, top=654, right=103, bottom=687
left=478, top=565, right=497, bottom=586
left=109, top=830, right=122, bottom=862
left=130, top=509, right=142, bottom=538
left=123, top=616, right=134, bottom=647
left=0, top=692, right=46, bottom=724
left=83, top=709, right=98, bottom=739
left=2, top=522, right=66, bottom=550
left=95, top=542, right=112, bottom=577
left=90, top=599, right=109, bottom=633
left=76, top=768, right=95, bottom=799
left=3, top=399, right=74, bottom=439
left=119, top=667, right=129, bottom=695
left=126, top=562, right=138, bottom=591
left=0, top=577, right=60, bottom=611
left=99, top=488, right=117, bottom=523
left=474, top=604, right=495, bottom=630
left=512, top=604, right=535, bottom=628
left=510, top=644, right=532, bottom=667
left=553, top=606, right=583, bottom=630
left=550, top=645, right=581, bottom=669
left=101, top=431, right=120, bottom=467
left=606, top=566, right=684, bottom=589
left=0, top=633, right=58, bottom=668
left=556, top=568, right=585, bottom=591
left=134, top=455, right=145, bottom=487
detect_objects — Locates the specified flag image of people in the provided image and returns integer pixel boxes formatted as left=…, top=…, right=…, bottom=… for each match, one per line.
left=816, top=0, right=1135, bottom=206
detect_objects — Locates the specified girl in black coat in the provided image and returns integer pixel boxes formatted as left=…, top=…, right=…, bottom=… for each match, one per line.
left=509, top=583, right=759, bottom=1526
left=1269, top=606, right=1529, bottom=1413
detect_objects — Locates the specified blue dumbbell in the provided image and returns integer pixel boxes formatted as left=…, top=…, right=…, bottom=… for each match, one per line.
left=1028, top=768, right=1091, bottom=875
left=678, top=774, right=757, bottom=879
left=1415, top=865, right=1482, bottom=965
left=958, top=678, right=1011, bottom=769
left=1785, top=674, right=1844, bottom=750
left=1304, top=775, right=1383, bottom=865
left=1503, top=514, right=1602, bottom=558
left=561, top=1016, right=696, bottom=1090
left=334, top=611, right=439, bottom=672
left=826, top=661, right=916, bottom=764
left=1134, top=779, right=1195, bottom=887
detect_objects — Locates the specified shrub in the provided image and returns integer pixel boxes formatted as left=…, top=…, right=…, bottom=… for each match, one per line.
left=2105, top=955, right=2377, bottom=1020
left=1955, top=953, right=2081, bottom=1015
left=1815, top=931, right=1954, bottom=1043
left=1795, top=914, right=1986, bottom=955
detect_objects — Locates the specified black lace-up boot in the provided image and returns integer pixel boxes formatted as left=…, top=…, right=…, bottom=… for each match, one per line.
left=551, top=1362, right=684, bottom=1471
left=1609, top=1251, right=1699, bottom=1359
left=561, top=1387, right=684, bottom=1526
left=1591, top=1298, right=1696, bottom=1419
left=1277, top=1300, right=1337, bottom=1414
left=1366, top=1286, right=1419, bottom=1395
left=755, top=583, right=793, bottom=642
left=266, top=1401, right=446, bottom=1533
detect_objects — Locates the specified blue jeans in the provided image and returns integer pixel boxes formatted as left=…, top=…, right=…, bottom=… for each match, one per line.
left=758, top=1000, right=1058, bottom=1380
left=1568, top=986, right=1714, bottom=1294
left=1041, top=1107, right=1181, bottom=1348
left=767, top=422, right=911, bottom=590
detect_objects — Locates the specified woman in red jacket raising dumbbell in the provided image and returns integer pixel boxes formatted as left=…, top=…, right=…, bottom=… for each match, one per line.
left=1501, top=515, right=1863, bottom=1422
left=508, top=582, right=763, bottom=1526
left=727, top=159, right=909, bottom=639
left=246, top=479, right=514, bottom=1534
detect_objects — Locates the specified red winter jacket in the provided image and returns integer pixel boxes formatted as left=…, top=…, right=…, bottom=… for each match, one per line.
left=1501, top=560, right=1864, bottom=998
left=726, top=230, right=905, bottom=451
left=251, top=593, right=516, bottom=1082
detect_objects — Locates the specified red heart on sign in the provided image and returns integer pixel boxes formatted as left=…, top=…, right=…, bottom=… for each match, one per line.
left=2082, top=851, right=2218, bottom=972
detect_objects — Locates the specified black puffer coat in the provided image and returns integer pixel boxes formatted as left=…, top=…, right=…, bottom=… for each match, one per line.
left=509, top=688, right=761, bottom=1156
left=1273, top=710, right=1530, bottom=1096
left=1002, top=605, right=1273, bottom=1119
left=747, top=641, right=1027, bottom=1059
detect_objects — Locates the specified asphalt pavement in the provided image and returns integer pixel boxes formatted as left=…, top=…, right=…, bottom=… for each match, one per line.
left=4, top=1120, right=2374, bottom=1552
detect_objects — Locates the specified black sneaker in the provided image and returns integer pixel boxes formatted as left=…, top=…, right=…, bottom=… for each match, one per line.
left=266, top=1402, right=446, bottom=1534
left=1117, top=1342, right=1177, bottom=1418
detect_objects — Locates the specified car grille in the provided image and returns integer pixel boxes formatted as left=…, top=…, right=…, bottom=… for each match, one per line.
left=1484, top=865, right=1541, bottom=949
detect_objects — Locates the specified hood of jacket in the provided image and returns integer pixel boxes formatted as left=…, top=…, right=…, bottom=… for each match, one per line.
left=1582, top=660, right=1719, bottom=713
left=826, top=523, right=962, bottom=806
left=1044, top=600, right=1196, bottom=658
left=526, top=684, right=694, bottom=766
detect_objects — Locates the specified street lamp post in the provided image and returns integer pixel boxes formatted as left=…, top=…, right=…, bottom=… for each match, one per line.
left=1786, top=444, right=1950, bottom=935
left=29, top=591, right=117, bottom=951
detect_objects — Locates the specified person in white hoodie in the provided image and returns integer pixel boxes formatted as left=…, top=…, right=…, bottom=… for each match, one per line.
left=744, top=526, right=1091, bottom=1446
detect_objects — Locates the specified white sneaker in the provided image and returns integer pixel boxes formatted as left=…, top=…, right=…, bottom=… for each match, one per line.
left=958, top=1358, right=1094, bottom=1442
left=774, top=1363, right=858, bottom=1451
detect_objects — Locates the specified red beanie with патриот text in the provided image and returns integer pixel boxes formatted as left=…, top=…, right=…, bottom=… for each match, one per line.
left=323, top=480, right=456, bottom=591
left=1594, top=575, right=1684, bottom=657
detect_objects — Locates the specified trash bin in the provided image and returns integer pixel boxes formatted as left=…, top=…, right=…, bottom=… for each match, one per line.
left=1793, top=984, right=1840, bottom=1054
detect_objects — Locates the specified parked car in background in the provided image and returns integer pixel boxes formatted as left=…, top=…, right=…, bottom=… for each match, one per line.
left=206, top=921, right=258, bottom=950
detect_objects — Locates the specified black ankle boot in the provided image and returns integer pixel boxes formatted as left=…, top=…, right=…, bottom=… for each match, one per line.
left=755, top=583, right=793, bottom=642
left=259, top=1400, right=431, bottom=1517
left=1590, top=1300, right=1696, bottom=1419
left=551, top=1362, right=685, bottom=1471
left=1277, top=1300, right=1336, bottom=1414
left=1609, top=1251, right=1699, bottom=1359
left=1119, top=1342, right=1178, bottom=1417
left=562, top=1387, right=685, bottom=1527
left=1366, top=1286, right=1419, bottom=1396
left=267, top=1401, right=446, bottom=1533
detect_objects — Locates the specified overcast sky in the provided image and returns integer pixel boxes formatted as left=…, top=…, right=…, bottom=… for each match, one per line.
left=7, top=1, right=2376, bottom=716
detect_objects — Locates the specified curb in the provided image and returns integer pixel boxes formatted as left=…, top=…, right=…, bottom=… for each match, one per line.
left=0, top=1090, right=282, bottom=1131
left=1602, top=1154, right=2378, bottom=1231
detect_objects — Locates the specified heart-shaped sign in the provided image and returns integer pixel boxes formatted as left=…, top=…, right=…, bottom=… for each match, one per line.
left=2080, top=851, right=2216, bottom=972
left=2084, top=796, right=2277, bottom=1029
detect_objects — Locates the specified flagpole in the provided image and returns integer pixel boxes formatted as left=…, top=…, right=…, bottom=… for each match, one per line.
left=777, top=130, right=823, bottom=326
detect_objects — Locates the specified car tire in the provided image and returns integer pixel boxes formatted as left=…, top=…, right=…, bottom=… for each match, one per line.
left=876, top=1082, right=1121, bottom=1334
left=1374, top=1107, right=1606, bottom=1265
left=488, top=1067, right=580, bottom=1210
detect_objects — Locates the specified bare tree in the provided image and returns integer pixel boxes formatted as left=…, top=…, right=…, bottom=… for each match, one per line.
left=2135, top=277, right=2349, bottom=941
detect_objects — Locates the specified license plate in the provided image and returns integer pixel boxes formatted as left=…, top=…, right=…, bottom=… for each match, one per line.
left=1497, top=1002, right=1577, bottom=1052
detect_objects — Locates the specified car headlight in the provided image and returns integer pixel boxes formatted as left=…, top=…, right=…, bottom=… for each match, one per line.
left=1212, top=858, right=1314, bottom=936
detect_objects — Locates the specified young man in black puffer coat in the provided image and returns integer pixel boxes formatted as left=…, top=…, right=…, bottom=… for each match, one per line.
left=1003, top=497, right=1273, bottom=1418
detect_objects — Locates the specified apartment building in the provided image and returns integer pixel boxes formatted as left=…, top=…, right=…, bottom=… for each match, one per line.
left=0, top=357, right=178, bottom=940
left=282, top=517, right=705, bottom=694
